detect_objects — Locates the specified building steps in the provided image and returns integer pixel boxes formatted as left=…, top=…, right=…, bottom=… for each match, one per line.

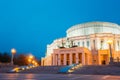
left=20, top=66, right=65, bottom=74
left=72, top=65, right=120, bottom=75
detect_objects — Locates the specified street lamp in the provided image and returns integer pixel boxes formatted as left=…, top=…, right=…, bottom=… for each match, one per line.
left=32, top=60, right=35, bottom=64
left=28, top=59, right=32, bottom=63
left=29, top=55, right=33, bottom=59
left=107, top=39, right=113, bottom=64
left=11, top=48, right=16, bottom=65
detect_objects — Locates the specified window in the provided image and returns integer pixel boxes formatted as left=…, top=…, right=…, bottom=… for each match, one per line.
left=118, top=41, right=119, bottom=50
left=100, top=40, right=104, bottom=49
left=93, top=40, right=95, bottom=49
left=87, top=41, right=89, bottom=47
left=118, top=41, right=119, bottom=46
left=82, top=41, right=84, bottom=47
left=78, top=42, right=80, bottom=46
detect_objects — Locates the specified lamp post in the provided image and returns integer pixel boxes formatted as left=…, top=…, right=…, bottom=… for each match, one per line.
left=29, top=55, right=33, bottom=59
left=11, top=48, right=16, bottom=65
left=107, top=40, right=113, bottom=65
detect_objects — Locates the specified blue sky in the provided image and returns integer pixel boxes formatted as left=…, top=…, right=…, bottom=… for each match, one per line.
left=0, top=0, right=120, bottom=58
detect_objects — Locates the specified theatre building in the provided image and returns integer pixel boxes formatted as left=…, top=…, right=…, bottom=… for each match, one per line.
left=41, top=22, right=120, bottom=66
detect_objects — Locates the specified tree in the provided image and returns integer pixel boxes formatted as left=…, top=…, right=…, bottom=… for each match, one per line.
left=0, top=52, right=2, bottom=62
left=14, top=54, right=28, bottom=66
left=0, top=52, right=11, bottom=63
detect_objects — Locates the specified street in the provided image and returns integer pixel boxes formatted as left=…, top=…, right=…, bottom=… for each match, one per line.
left=0, top=73, right=120, bottom=80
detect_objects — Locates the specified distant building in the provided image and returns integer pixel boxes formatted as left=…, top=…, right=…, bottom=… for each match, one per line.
left=41, top=21, right=120, bottom=66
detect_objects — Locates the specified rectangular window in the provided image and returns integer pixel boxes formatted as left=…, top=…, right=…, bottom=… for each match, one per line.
left=78, top=42, right=80, bottom=46
left=83, top=41, right=84, bottom=47
left=93, top=40, right=95, bottom=49
left=87, top=41, right=89, bottom=47
left=118, top=41, right=119, bottom=50
left=118, top=41, right=119, bottom=46
left=101, top=40, right=104, bottom=50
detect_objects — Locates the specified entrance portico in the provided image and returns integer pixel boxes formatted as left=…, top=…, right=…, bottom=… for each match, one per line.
left=52, top=47, right=92, bottom=66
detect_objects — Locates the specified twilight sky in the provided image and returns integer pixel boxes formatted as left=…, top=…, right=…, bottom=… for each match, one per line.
left=0, top=0, right=120, bottom=58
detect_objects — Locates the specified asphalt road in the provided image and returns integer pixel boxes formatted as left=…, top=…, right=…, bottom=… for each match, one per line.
left=0, top=73, right=120, bottom=80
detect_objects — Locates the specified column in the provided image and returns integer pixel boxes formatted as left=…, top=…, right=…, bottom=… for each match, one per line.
left=96, top=38, right=100, bottom=50
left=52, top=54, right=55, bottom=65
left=58, top=54, right=61, bottom=66
left=98, top=53, right=101, bottom=65
left=70, top=53, right=73, bottom=65
left=82, top=53, right=85, bottom=65
left=76, top=53, right=79, bottom=64
left=87, top=54, right=89, bottom=65
left=64, top=53, right=67, bottom=65
left=56, top=54, right=58, bottom=66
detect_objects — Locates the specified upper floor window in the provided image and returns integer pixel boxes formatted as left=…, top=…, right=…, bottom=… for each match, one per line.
left=87, top=41, right=89, bottom=47
left=78, top=42, right=80, bottom=46
left=82, top=41, right=84, bottom=47
left=100, top=40, right=104, bottom=49
left=117, top=41, right=119, bottom=46
left=93, top=40, right=96, bottom=49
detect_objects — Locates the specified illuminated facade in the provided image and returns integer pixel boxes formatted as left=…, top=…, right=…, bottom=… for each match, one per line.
left=41, top=22, right=120, bottom=66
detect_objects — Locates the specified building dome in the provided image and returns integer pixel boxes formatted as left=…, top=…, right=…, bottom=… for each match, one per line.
left=66, top=22, right=120, bottom=37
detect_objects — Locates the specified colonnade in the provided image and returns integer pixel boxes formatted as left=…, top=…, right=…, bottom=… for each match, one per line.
left=52, top=53, right=90, bottom=66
